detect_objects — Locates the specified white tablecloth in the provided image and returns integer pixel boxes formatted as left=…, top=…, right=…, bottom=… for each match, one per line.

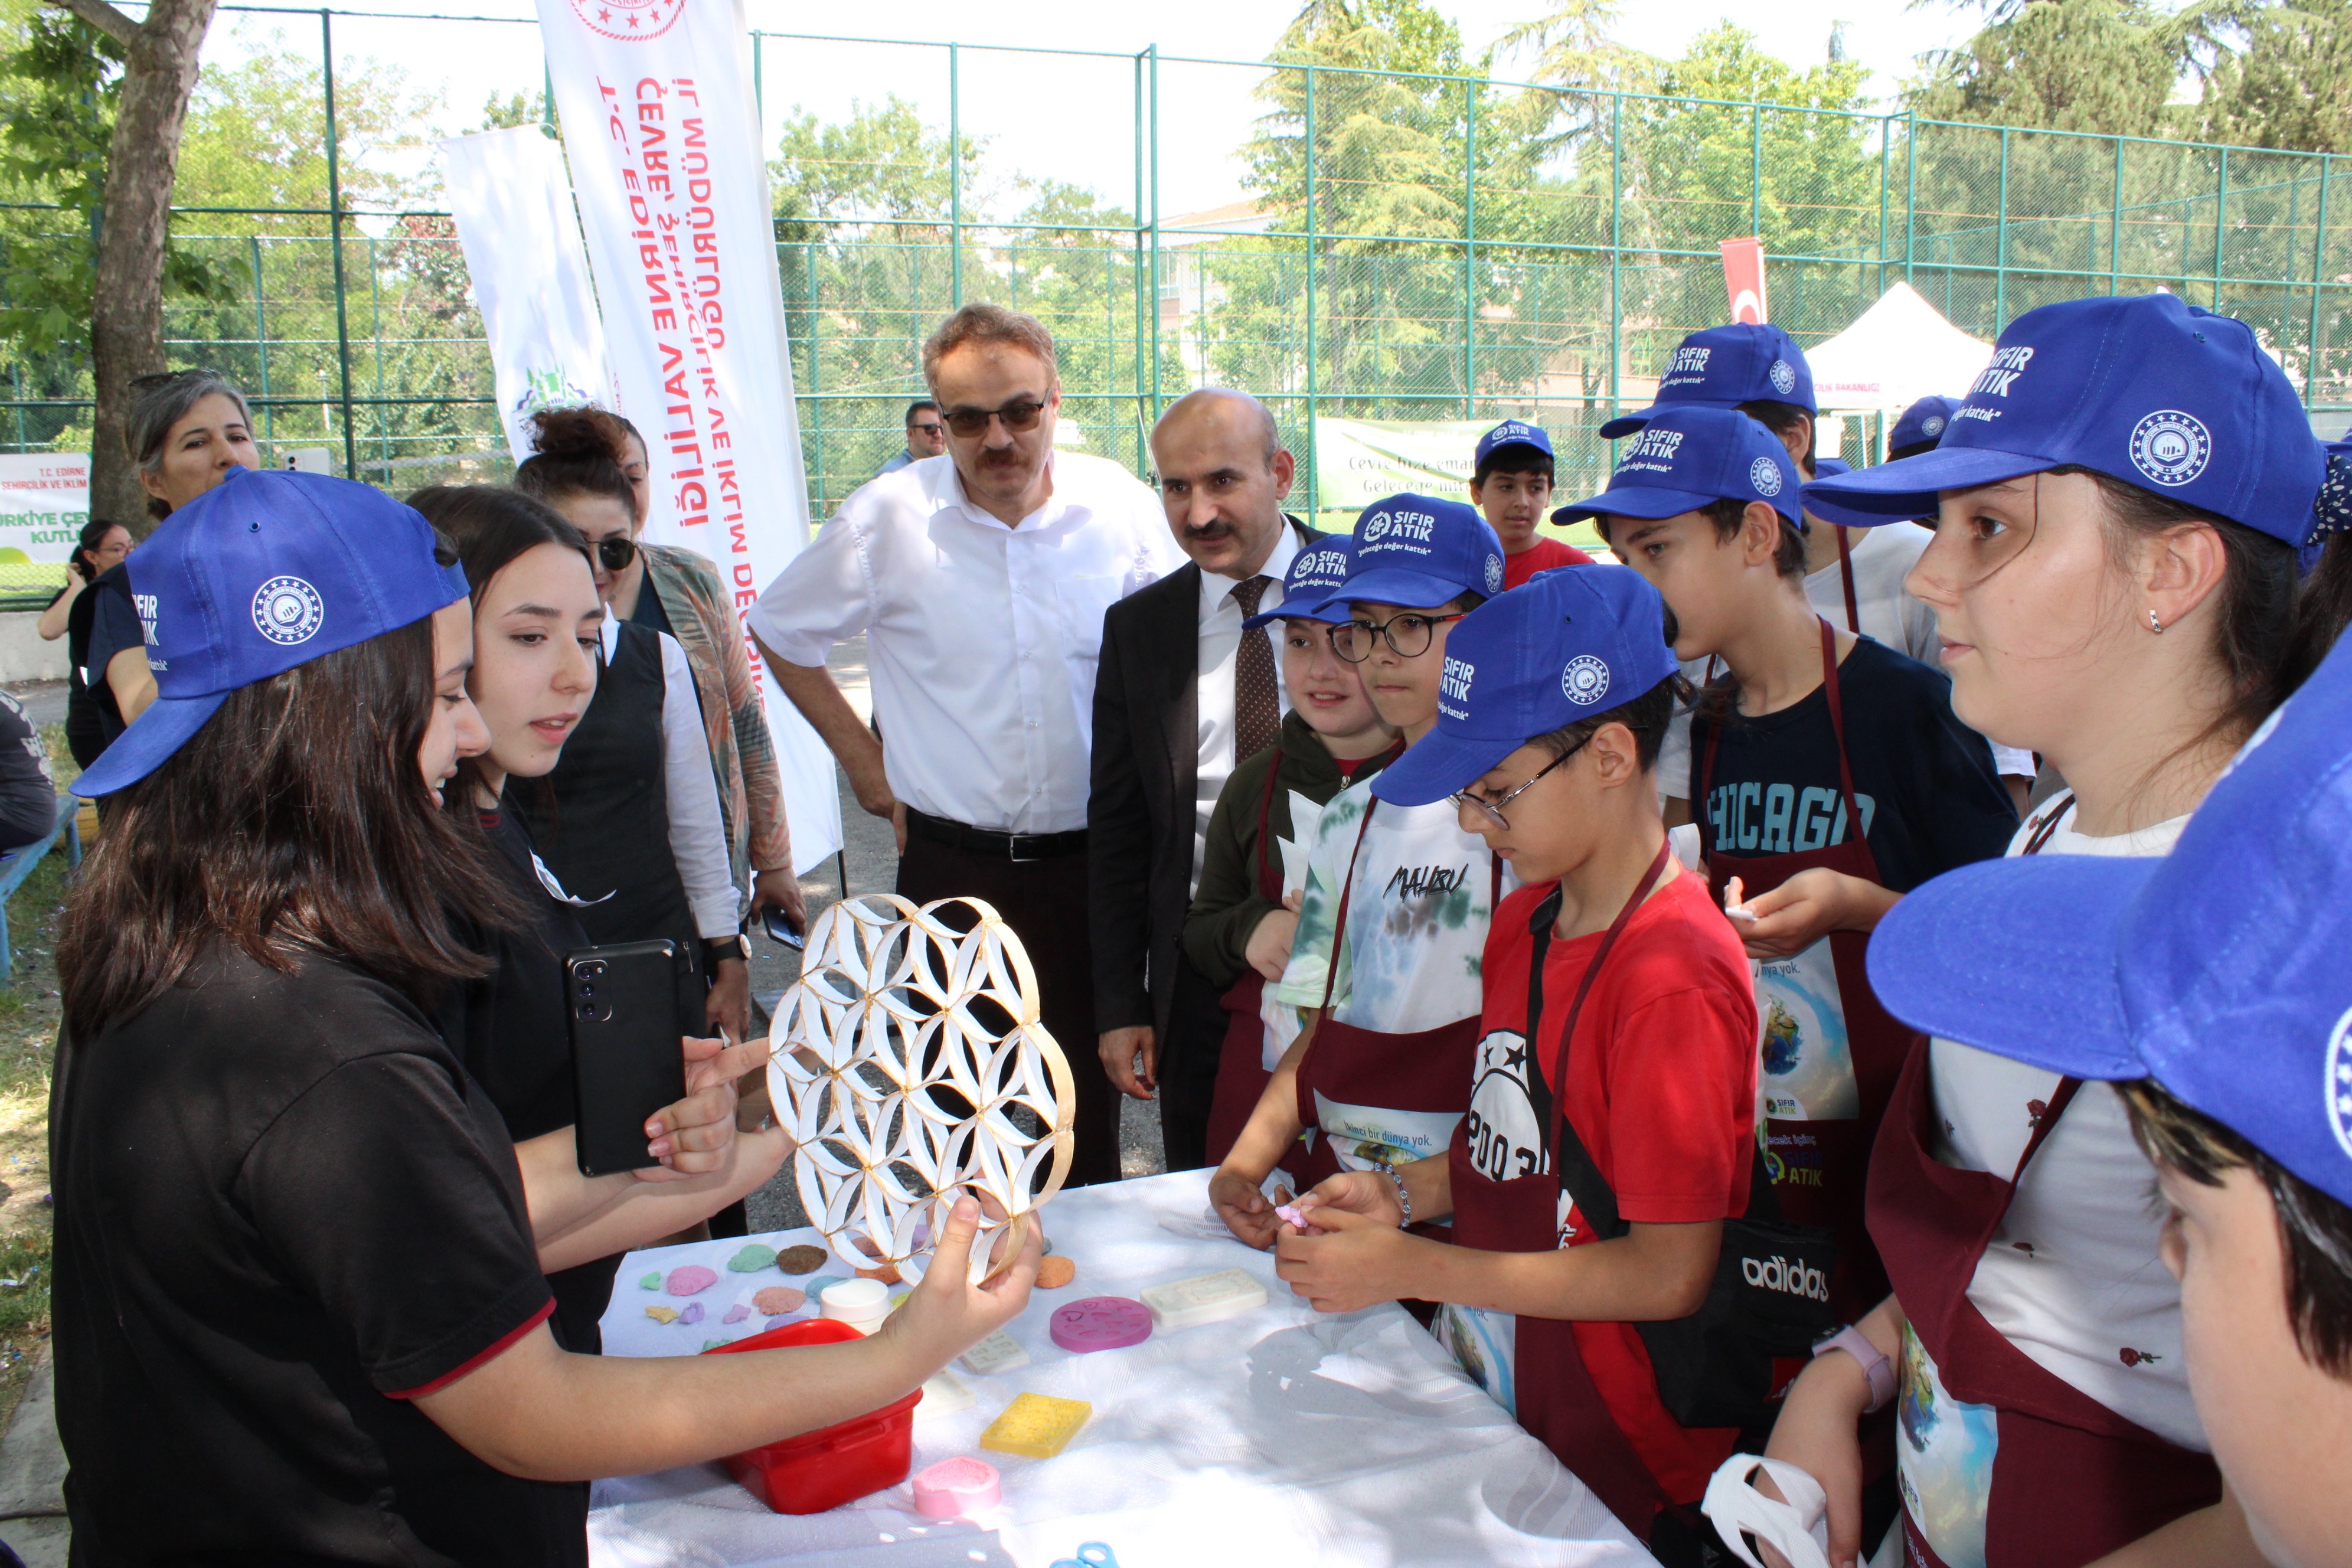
left=591, top=1169, right=1654, bottom=1568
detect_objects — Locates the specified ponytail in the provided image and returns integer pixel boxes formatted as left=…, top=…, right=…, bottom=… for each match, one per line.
left=514, top=405, right=639, bottom=525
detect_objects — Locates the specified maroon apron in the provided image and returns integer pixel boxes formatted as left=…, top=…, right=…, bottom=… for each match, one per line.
left=1867, top=799, right=2220, bottom=1567
left=1832, top=526, right=1863, bottom=638
left=1288, top=799, right=1499, bottom=1195
left=1204, top=759, right=1290, bottom=1168
left=1448, top=840, right=1679, bottom=1537
left=1697, top=619, right=1919, bottom=1324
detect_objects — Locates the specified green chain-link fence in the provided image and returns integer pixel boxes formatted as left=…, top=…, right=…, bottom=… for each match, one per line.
left=9, top=13, right=2352, bottom=538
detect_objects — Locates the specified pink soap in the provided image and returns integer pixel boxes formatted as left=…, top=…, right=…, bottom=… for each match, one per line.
left=1049, top=1295, right=1153, bottom=1353
left=911, top=1455, right=1000, bottom=1520
left=666, top=1265, right=718, bottom=1296
left=722, top=1303, right=750, bottom=1325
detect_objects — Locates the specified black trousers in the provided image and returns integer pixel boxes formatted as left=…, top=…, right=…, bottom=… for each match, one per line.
left=1156, top=955, right=1234, bottom=1173
left=896, top=833, right=1122, bottom=1187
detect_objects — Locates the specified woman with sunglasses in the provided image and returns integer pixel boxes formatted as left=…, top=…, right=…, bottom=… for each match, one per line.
left=1748, top=294, right=2351, bottom=1568
left=512, top=407, right=752, bottom=1049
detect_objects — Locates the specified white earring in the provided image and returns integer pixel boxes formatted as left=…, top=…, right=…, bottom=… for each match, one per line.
left=2148, top=609, right=2165, bottom=634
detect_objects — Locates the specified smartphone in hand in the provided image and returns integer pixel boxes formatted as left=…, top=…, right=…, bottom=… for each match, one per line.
left=760, top=906, right=806, bottom=952
left=567, top=940, right=690, bottom=1176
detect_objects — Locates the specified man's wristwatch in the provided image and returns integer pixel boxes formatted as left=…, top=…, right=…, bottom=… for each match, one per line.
left=704, top=934, right=751, bottom=966
left=1812, top=1324, right=1895, bottom=1413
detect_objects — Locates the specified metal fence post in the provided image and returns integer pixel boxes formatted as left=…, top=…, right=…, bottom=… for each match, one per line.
left=2110, top=137, right=2125, bottom=293
left=1462, top=74, right=1475, bottom=416
left=249, top=234, right=274, bottom=450
left=2308, top=154, right=2332, bottom=410
left=1133, top=50, right=1145, bottom=463
left=1749, top=102, right=1762, bottom=237
left=1609, top=93, right=1622, bottom=420
left=321, top=10, right=358, bottom=483
left=1994, top=125, right=2009, bottom=331
left=752, top=34, right=762, bottom=124
left=2213, top=146, right=2229, bottom=309
left=1148, top=44, right=1161, bottom=423
left=1305, top=63, right=1318, bottom=520
left=1877, top=113, right=1892, bottom=296
left=1903, top=110, right=1917, bottom=284
left=949, top=42, right=962, bottom=308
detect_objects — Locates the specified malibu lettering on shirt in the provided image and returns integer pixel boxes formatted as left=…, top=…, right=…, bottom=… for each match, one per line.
left=1385, top=863, right=1469, bottom=897
left=1704, top=780, right=1877, bottom=855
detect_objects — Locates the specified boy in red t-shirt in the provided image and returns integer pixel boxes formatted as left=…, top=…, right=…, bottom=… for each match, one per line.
left=1277, top=564, right=1759, bottom=1552
left=1470, top=420, right=1593, bottom=590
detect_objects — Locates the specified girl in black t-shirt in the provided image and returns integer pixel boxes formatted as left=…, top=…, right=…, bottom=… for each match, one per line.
left=36, top=517, right=132, bottom=770
left=52, top=471, right=1041, bottom=1565
left=414, top=485, right=790, bottom=1351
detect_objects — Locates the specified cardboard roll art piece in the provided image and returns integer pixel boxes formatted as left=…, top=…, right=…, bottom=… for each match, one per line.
left=769, top=895, right=1076, bottom=1285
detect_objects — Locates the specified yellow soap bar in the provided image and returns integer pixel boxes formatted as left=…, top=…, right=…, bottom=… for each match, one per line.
left=645, top=1306, right=680, bottom=1324
left=978, top=1392, right=1092, bottom=1459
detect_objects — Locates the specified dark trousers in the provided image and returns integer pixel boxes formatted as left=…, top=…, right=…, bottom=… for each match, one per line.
left=896, top=832, right=1122, bottom=1187
left=1156, top=956, right=1233, bottom=1172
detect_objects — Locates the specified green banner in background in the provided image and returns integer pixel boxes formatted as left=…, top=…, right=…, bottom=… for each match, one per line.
left=1309, top=417, right=1609, bottom=554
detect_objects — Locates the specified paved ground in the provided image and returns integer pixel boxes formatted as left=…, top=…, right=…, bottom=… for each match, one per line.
left=0, top=639, right=1167, bottom=1555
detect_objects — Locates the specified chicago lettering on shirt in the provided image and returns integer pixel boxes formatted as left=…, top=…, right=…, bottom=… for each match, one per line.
left=1704, top=780, right=1878, bottom=855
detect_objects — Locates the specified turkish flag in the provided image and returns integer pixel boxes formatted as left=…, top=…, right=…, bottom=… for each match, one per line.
left=1720, top=237, right=1768, bottom=324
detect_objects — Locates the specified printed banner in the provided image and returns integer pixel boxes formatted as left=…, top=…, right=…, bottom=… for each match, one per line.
left=537, top=0, right=842, bottom=874
left=0, top=453, right=90, bottom=562
left=439, top=126, right=619, bottom=463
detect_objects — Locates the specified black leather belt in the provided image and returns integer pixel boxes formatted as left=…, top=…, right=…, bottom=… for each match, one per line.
left=904, top=808, right=1089, bottom=863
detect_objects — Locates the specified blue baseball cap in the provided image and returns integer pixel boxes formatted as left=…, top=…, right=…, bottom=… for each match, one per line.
left=1341, top=493, right=1508, bottom=609
left=1475, top=419, right=1553, bottom=470
left=1370, top=566, right=1679, bottom=808
left=1243, top=534, right=1358, bottom=629
left=1814, top=456, right=1851, bottom=479
left=1802, top=294, right=2325, bottom=544
left=1866, top=631, right=2352, bottom=1210
left=1599, top=323, right=1815, bottom=440
left=74, top=468, right=471, bottom=797
left=1890, top=394, right=1961, bottom=456
left=1551, top=406, right=1803, bottom=534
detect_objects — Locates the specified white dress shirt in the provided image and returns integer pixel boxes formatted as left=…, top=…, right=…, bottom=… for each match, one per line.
left=1191, top=525, right=1300, bottom=890
left=602, top=615, right=740, bottom=939
left=749, top=452, right=1183, bottom=834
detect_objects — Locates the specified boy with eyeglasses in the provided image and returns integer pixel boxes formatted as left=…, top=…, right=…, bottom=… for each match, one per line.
left=1270, top=566, right=1761, bottom=1558
left=1208, top=494, right=1511, bottom=1247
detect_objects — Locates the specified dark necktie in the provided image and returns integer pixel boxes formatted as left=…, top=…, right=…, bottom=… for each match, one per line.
left=1230, top=574, right=1279, bottom=763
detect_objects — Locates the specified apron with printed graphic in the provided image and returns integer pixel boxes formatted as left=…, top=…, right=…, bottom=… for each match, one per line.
left=1697, top=618, right=1917, bottom=1324
left=1288, top=799, right=1499, bottom=1197
left=1206, top=760, right=1292, bottom=1168
left=1869, top=1047, right=2221, bottom=1568
left=1445, top=844, right=1680, bottom=1538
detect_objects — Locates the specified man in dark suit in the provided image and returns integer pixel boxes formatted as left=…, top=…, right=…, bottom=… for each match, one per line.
left=1090, top=388, right=1318, bottom=1171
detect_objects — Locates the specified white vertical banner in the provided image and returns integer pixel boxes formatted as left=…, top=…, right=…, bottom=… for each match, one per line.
left=439, top=126, right=618, bottom=462
left=536, top=0, right=843, bottom=876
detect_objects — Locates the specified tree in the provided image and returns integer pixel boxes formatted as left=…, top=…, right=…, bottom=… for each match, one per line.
left=2193, top=0, right=2352, bottom=152
left=1905, top=0, right=2189, bottom=137
left=40, top=0, right=223, bottom=526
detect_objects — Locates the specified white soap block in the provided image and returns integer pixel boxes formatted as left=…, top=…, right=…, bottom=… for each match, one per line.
left=1141, top=1268, right=1270, bottom=1331
left=958, top=1329, right=1030, bottom=1377
left=917, top=1368, right=976, bottom=1418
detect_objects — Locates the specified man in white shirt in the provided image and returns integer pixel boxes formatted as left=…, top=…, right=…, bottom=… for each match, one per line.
left=1089, top=388, right=1317, bottom=1170
left=748, top=303, right=1184, bottom=1186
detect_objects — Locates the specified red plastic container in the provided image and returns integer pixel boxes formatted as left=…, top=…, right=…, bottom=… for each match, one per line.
left=700, top=1317, right=922, bottom=1514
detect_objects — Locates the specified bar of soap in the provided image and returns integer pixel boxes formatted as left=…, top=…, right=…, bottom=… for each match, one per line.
left=979, top=1393, right=1093, bottom=1459
left=917, top=1368, right=976, bottom=1417
left=1034, top=1255, right=1076, bottom=1289
left=679, top=1301, right=704, bottom=1325
left=665, top=1265, right=718, bottom=1296
left=722, top=1303, right=749, bottom=1324
left=645, top=1305, right=680, bottom=1324
left=1141, top=1269, right=1269, bottom=1331
left=1049, top=1296, right=1152, bottom=1354
left=958, top=1329, right=1030, bottom=1377
left=776, top=1244, right=828, bottom=1275
left=803, top=1275, right=847, bottom=1298
left=727, top=1244, right=778, bottom=1272
left=912, top=1456, right=1000, bottom=1520
left=638, top=1272, right=661, bottom=1290
left=752, top=1286, right=805, bottom=1317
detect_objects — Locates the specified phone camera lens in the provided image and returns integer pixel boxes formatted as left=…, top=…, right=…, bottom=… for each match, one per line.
left=579, top=983, right=594, bottom=998
left=577, top=1003, right=597, bottom=1020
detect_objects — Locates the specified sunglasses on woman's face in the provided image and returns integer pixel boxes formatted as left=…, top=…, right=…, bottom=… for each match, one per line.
left=596, top=537, right=637, bottom=572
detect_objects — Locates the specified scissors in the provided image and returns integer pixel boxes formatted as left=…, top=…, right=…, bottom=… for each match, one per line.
left=1050, top=1546, right=1118, bottom=1568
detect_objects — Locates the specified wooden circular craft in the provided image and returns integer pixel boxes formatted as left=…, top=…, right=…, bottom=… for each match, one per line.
left=769, top=894, right=1076, bottom=1285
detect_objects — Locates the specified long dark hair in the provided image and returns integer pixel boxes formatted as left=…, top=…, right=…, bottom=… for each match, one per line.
left=514, top=406, right=639, bottom=525
left=72, top=518, right=125, bottom=579
left=407, top=485, right=598, bottom=812
left=58, top=602, right=530, bottom=1041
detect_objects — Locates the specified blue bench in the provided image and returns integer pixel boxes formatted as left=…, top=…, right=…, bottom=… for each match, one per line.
left=0, top=795, right=81, bottom=984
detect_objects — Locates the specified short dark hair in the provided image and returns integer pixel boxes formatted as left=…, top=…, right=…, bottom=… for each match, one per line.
left=1474, top=446, right=1554, bottom=490
left=1700, top=495, right=1808, bottom=580
left=1527, top=672, right=1683, bottom=773
left=1738, top=398, right=1817, bottom=476
left=2122, top=1079, right=2352, bottom=1381
left=1887, top=440, right=1939, bottom=462
left=906, top=400, right=939, bottom=426
left=58, top=582, right=530, bottom=1042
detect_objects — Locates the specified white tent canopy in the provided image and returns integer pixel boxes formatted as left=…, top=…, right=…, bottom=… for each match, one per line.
left=1805, top=282, right=1994, bottom=411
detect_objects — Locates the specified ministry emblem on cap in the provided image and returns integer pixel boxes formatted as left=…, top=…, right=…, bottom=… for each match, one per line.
left=1923, top=415, right=1946, bottom=437
left=1750, top=456, right=1785, bottom=496
left=2327, top=1005, right=2352, bottom=1162
left=253, top=576, right=325, bottom=646
left=1562, top=654, right=1610, bottom=705
left=2129, top=410, right=2212, bottom=488
left=1769, top=358, right=1797, bottom=396
left=1483, top=553, right=1504, bottom=594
